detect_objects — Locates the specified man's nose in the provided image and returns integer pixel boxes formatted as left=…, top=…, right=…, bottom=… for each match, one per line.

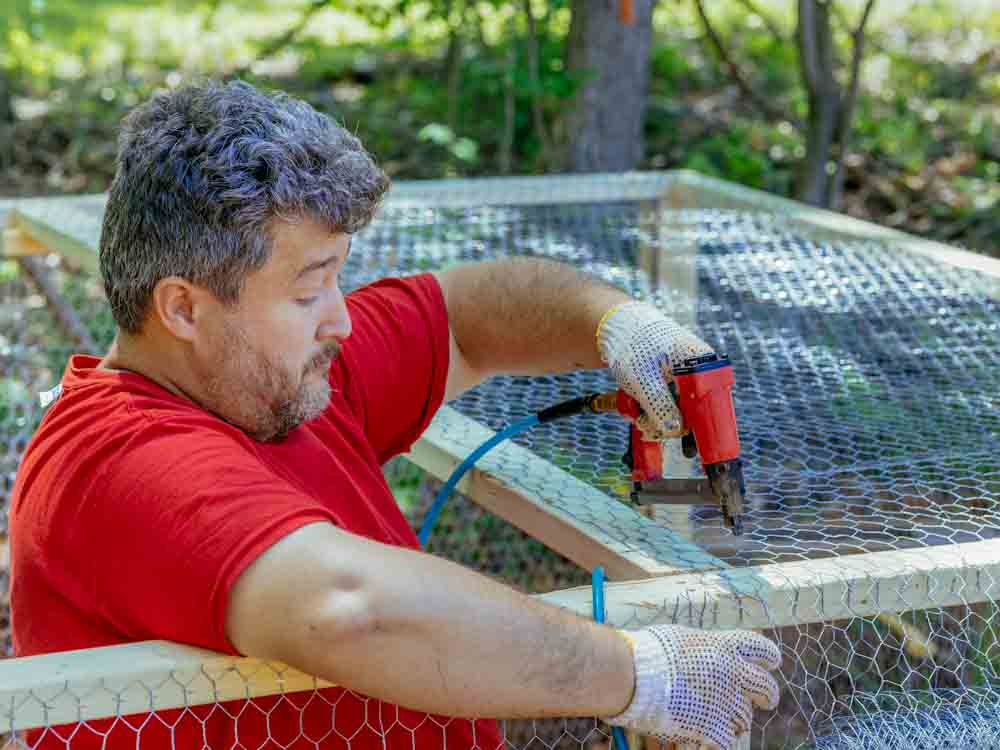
left=317, top=291, right=351, bottom=342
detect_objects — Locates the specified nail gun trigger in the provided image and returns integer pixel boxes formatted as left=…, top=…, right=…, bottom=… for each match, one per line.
left=667, top=380, right=679, bottom=405
left=681, top=432, right=698, bottom=459
left=622, top=429, right=634, bottom=471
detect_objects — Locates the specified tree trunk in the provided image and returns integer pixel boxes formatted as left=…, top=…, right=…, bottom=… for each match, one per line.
left=0, top=69, right=14, bottom=170
left=561, top=0, right=655, bottom=172
left=0, top=70, right=12, bottom=124
left=797, top=0, right=841, bottom=207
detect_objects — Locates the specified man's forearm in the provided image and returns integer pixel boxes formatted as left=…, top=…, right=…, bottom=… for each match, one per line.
left=257, top=524, right=635, bottom=720
left=436, top=258, right=631, bottom=376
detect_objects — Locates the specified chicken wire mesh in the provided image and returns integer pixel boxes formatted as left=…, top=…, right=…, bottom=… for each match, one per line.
left=1, top=653, right=613, bottom=750
left=356, top=202, right=998, bottom=569
left=1, top=181, right=998, bottom=750
left=811, top=686, right=1000, bottom=749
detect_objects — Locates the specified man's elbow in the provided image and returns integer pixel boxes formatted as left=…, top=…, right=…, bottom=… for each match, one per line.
left=226, top=523, right=386, bottom=673
left=279, top=588, right=382, bottom=672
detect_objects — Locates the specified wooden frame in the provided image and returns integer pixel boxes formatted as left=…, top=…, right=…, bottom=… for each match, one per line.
left=4, top=535, right=1000, bottom=731
left=2, top=173, right=996, bottom=749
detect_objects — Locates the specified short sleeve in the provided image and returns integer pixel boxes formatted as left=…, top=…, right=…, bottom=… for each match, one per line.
left=334, top=273, right=450, bottom=463
left=78, top=417, right=337, bottom=654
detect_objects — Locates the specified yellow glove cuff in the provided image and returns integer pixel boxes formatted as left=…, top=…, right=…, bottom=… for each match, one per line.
left=596, top=302, right=630, bottom=359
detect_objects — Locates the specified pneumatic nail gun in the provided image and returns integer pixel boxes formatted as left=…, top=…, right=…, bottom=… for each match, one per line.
left=589, top=353, right=747, bottom=535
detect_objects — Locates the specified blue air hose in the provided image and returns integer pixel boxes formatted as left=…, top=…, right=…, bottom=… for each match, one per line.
left=417, top=394, right=598, bottom=548
left=592, top=566, right=630, bottom=750
left=417, top=414, right=539, bottom=546
left=414, top=397, right=628, bottom=750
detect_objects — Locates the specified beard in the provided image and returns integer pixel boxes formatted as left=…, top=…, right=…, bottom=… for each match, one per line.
left=199, top=317, right=340, bottom=442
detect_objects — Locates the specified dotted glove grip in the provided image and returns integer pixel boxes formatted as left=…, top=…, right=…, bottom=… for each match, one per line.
left=609, top=625, right=782, bottom=750
left=597, top=302, right=714, bottom=440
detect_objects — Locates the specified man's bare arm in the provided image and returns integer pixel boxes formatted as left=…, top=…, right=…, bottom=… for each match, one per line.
left=227, top=522, right=634, bottom=719
left=435, top=259, right=630, bottom=401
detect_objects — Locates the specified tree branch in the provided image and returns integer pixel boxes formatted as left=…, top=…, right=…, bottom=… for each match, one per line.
left=232, top=0, right=329, bottom=77
left=733, top=0, right=786, bottom=40
left=445, top=0, right=465, bottom=136
left=830, top=1, right=889, bottom=58
left=693, top=0, right=793, bottom=124
left=832, top=0, right=877, bottom=206
left=845, top=0, right=877, bottom=103
left=522, top=0, right=554, bottom=169
left=17, top=257, right=99, bottom=354
left=500, top=42, right=516, bottom=175
left=797, top=0, right=822, bottom=96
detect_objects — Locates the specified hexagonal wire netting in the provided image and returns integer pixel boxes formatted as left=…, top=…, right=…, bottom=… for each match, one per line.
left=1, top=186, right=999, bottom=750
left=368, top=203, right=998, bottom=567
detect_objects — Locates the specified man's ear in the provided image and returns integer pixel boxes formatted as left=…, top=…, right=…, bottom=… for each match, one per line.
left=150, top=277, right=212, bottom=342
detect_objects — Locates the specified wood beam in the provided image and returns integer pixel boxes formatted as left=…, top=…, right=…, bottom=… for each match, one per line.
left=540, top=537, right=1000, bottom=630
left=4, top=537, right=997, bottom=732
left=1, top=228, right=50, bottom=258
left=406, top=405, right=729, bottom=580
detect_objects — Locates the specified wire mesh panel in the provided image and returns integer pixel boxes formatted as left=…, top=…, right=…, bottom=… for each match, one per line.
left=0, top=250, right=117, bottom=658
left=0, top=641, right=615, bottom=750
left=1, top=174, right=998, bottom=750
left=362, top=198, right=997, bottom=747
left=357, top=203, right=998, bottom=569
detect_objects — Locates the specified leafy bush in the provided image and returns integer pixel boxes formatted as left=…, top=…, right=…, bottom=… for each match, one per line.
left=0, top=0, right=995, bottom=254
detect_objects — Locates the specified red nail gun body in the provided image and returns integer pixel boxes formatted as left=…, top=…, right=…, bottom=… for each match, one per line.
left=593, top=354, right=747, bottom=534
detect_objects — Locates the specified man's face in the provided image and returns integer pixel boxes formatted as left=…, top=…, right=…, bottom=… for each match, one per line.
left=196, top=218, right=353, bottom=442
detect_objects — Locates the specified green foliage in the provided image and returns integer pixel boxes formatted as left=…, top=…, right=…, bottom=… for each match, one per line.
left=680, top=125, right=772, bottom=189
left=642, top=2, right=998, bottom=254
left=742, top=27, right=799, bottom=94
left=0, top=0, right=995, bottom=254
left=418, top=123, right=479, bottom=164
left=0, top=261, right=19, bottom=282
left=649, top=38, right=711, bottom=93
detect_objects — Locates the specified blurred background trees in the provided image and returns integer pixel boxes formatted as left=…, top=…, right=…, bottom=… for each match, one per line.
left=0, top=0, right=996, bottom=255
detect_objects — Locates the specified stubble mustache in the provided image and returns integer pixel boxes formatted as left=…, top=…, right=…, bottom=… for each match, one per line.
left=306, top=341, right=342, bottom=374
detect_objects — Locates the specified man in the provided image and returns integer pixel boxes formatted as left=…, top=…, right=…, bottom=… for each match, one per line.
left=10, top=80, right=780, bottom=750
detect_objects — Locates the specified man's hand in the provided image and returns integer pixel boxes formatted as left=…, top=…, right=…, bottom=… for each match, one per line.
left=597, top=301, right=714, bottom=440
left=609, top=625, right=781, bottom=750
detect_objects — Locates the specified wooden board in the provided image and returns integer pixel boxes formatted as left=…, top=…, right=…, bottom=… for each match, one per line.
left=3, top=196, right=103, bottom=271
left=2, top=188, right=731, bottom=580
left=663, top=170, right=1000, bottom=284
left=8, top=172, right=998, bottom=280
left=4, top=536, right=998, bottom=731
left=1, top=228, right=51, bottom=258
left=408, top=406, right=728, bottom=579
left=2, top=174, right=994, bottom=750
left=0, top=640, right=333, bottom=732
left=539, top=536, right=1000, bottom=630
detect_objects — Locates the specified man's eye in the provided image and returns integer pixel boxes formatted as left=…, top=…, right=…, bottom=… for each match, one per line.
left=296, top=296, right=319, bottom=307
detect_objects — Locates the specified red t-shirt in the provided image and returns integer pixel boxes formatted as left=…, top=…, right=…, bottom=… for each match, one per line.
left=10, top=273, right=503, bottom=750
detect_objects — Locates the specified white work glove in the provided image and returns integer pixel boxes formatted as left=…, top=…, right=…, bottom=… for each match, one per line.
left=597, top=301, right=715, bottom=440
left=609, top=625, right=782, bottom=750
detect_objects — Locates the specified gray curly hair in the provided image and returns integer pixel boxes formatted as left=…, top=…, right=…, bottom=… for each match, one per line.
left=99, top=79, right=390, bottom=333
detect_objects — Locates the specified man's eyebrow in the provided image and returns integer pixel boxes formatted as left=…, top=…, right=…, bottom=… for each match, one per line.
left=294, top=255, right=337, bottom=281
left=294, top=240, right=350, bottom=282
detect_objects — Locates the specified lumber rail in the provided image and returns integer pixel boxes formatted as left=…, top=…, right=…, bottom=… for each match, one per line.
left=3, top=537, right=999, bottom=731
